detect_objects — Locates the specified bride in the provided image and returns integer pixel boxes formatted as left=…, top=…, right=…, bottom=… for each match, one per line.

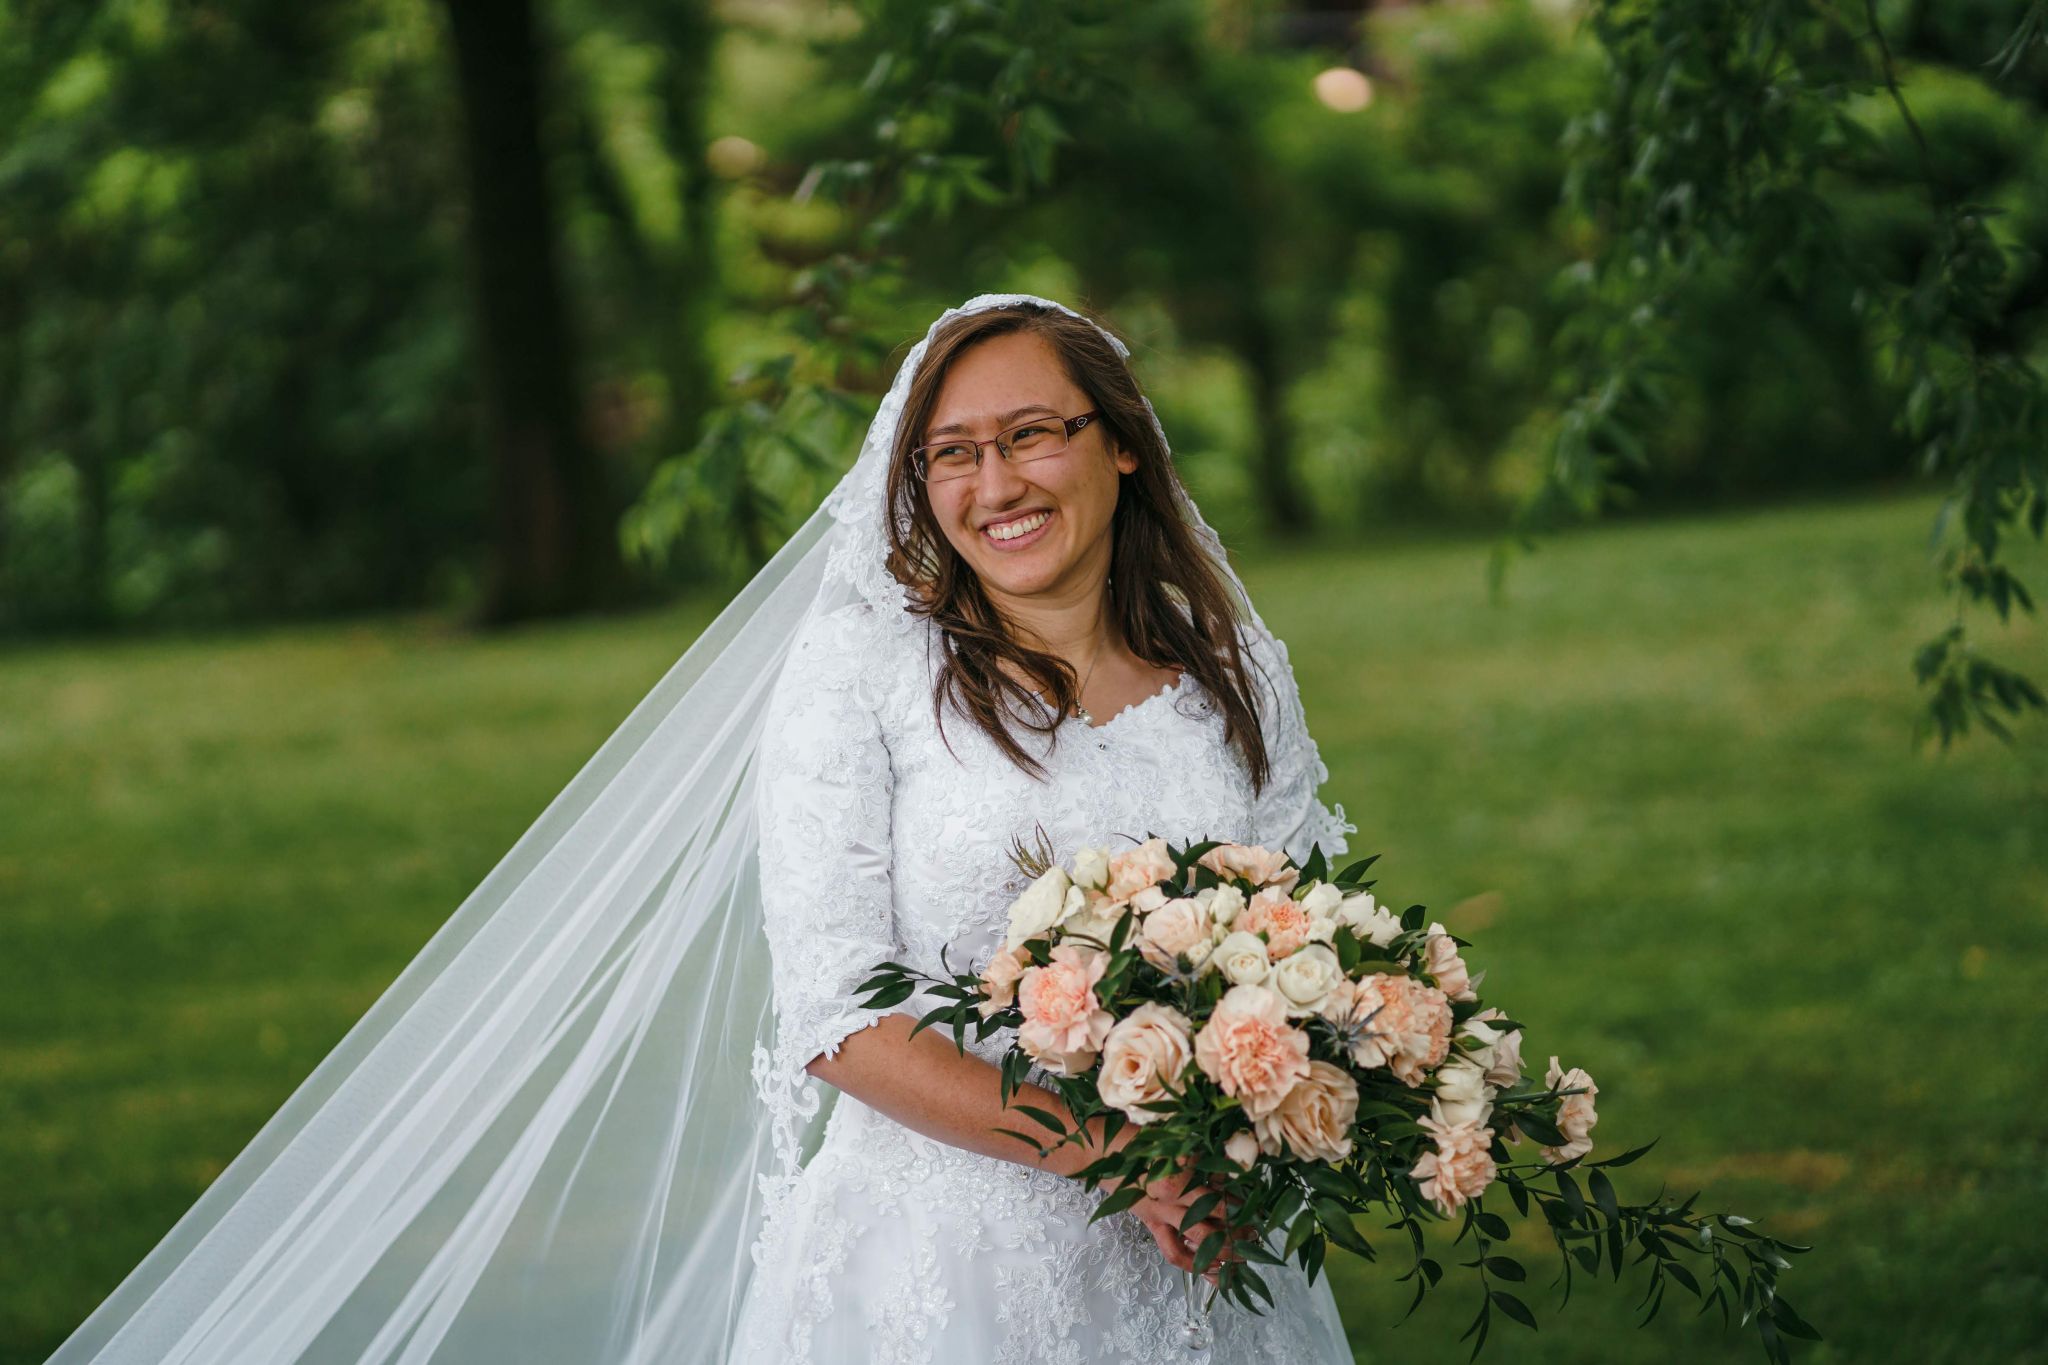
left=45, top=294, right=1357, bottom=1365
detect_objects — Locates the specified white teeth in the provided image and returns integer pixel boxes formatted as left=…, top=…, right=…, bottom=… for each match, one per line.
left=986, top=511, right=1050, bottom=542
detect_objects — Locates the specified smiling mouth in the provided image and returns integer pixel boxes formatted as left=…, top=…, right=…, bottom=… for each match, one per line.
left=983, top=509, right=1053, bottom=544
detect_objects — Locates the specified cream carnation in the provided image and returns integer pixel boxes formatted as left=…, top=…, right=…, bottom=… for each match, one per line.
left=1196, top=843, right=1299, bottom=891
left=1096, top=1002, right=1195, bottom=1125
left=1071, top=844, right=1112, bottom=891
left=1541, top=1056, right=1599, bottom=1163
left=1198, top=883, right=1247, bottom=928
left=1005, top=866, right=1076, bottom=949
left=1193, top=984, right=1311, bottom=1119
left=1410, top=1105, right=1498, bottom=1216
left=1421, top=922, right=1478, bottom=1002
left=1016, top=944, right=1114, bottom=1075
left=1324, top=973, right=1453, bottom=1087
left=1459, top=1008, right=1525, bottom=1088
left=1139, top=897, right=1214, bottom=972
left=977, top=944, right=1033, bottom=1019
left=1253, top=1059, right=1358, bottom=1162
left=1210, top=930, right=1273, bottom=986
left=1270, top=943, right=1345, bottom=1017
left=1336, top=890, right=1402, bottom=948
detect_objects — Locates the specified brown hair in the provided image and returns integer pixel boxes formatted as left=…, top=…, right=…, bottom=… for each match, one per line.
left=878, top=300, right=1276, bottom=793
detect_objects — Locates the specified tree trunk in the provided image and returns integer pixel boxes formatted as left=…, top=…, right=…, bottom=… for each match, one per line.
left=440, top=0, right=623, bottom=624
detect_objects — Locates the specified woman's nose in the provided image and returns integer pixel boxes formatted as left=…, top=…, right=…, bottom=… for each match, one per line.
left=972, top=443, right=1028, bottom=500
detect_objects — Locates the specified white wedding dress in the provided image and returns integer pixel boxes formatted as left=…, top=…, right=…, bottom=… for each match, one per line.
left=733, top=595, right=1360, bottom=1364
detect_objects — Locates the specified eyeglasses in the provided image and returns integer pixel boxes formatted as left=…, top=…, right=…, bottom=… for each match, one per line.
left=910, top=409, right=1102, bottom=484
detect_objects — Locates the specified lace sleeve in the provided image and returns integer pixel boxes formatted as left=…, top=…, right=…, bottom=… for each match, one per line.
left=754, top=603, right=916, bottom=1085
left=1241, top=618, right=1356, bottom=869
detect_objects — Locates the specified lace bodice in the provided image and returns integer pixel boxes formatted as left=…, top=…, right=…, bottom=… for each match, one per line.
left=737, top=598, right=1357, bottom=1363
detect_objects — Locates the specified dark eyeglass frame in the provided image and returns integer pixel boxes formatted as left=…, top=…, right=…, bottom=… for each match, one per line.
left=910, top=409, right=1103, bottom=483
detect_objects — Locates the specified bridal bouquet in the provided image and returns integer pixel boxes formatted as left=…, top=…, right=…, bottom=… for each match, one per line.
left=855, top=829, right=1819, bottom=1362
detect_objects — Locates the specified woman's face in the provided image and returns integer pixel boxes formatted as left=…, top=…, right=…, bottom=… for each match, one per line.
left=919, top=331, right=1137, bottom=602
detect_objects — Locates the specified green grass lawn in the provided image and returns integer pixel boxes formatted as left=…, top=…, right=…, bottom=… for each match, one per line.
left=3, top=486, right=2042, bottom=1364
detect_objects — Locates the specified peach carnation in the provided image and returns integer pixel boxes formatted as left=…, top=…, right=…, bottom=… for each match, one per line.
left=1421, top=922, right=1478, bottom=1002
left=1236, top=885, right=1321, bottom=958
left=1096, top=1002, right=1195, bottom=1124
left=1410, top=1106, right=1498, bottom=1216
left=1193, top=983, right=1311, bottom=1119
left=1016, top=944, right=1115, bottom=1075
left=1195, top=842, right=1299, bottom=892
left=1320, top=973, right=1453, bottom=1087
left=1541, top=1056, right=1599, bottom=1163
left=1103, top=836, right=1177, bottom=907
left=1253, top=1059, right=1359, bottom=1162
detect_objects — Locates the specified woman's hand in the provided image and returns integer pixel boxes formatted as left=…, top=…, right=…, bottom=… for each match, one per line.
left=1098, top=1124, right=1244, bottom=1283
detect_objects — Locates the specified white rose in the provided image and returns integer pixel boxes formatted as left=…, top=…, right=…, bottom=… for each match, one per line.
left=1224, top=1130, right=1261, bottom=1169
left=1211, top=930, right=1272, bottom=986
left=1201, top=883, right=1246, bottom=928
left=1269, top=943, right=1344, bottom=1017
left=1071, top=845, right=1111, bottom=891
left=1337, top=890, right=1401, bottom=947
left=1005, top=866, right=1074, bottom=949
left=1433, top=1055, right=1495, bottom=1128
left=1129, top=884, right=1169, bottom=915
left=1060, top=899, right=1127, bottom=948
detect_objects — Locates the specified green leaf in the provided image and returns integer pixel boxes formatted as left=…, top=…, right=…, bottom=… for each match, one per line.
left=1012, top=1104, right=1069, bottom=1135
left=1589, top=1169, right=1621, bottom=1225
left=1088, top=1184, right=1146, bottom=1223
left=1491, top=1290, right=1538, bottom=1329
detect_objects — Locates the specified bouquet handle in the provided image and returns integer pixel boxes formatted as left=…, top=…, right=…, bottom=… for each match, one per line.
left=1178, top=1267, right=1214, bottom=1353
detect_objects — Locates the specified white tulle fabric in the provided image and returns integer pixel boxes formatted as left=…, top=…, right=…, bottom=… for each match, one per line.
left=41, top=293, right=1353, bottom=1365
left=733, top=598, right=1356, bottom=1363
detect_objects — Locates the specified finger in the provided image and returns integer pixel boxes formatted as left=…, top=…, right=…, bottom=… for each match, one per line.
left=1146, top=1218, right=1194, bottom=1272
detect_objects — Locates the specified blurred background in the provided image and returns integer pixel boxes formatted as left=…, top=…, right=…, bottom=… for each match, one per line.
left=2, top=0, right=2044, bottom=1361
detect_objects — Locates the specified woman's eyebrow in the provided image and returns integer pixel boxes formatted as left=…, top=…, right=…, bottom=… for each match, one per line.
left=925, top=404, right=1059, bottom=439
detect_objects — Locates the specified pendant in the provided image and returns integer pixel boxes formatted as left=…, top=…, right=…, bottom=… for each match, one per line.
left=1074, top=704, right=1094, bottom=726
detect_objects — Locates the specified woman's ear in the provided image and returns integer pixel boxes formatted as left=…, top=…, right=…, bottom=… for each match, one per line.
left=1114, top=443, right=1139, bottom=476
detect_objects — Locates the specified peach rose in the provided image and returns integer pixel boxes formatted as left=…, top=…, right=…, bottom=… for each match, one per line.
left=1224, top=1130, right=1261, bottom=1169
left=1320, top=973, right=1453, bottom=1087
left=1138, top=897, right=1214, bottom=972
left=1253, top=1059, right=1359, bottom=1162
left=1096, top=1002, right=1195, bottom=1124
left=1237, top=885, right=1320, bottom=958
left=1541, top=1056, right=1599, bottom=1163
left=1193, top=984, right=1311, bottom=1119
left=977, top=944, right=1033, bottom=1019
left=1410, top=1105, right=1498, bottom=1216
left=1196, top=842, right=1299, bottom=892
left=1103, top=836, right=1177, bottom=906
left=1421, top=922, right=1477, bottom=1002
left=1016, top=944, right=1115, bottom=1075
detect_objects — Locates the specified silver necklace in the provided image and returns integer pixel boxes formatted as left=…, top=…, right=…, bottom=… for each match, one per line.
left=1071, top=632, right=1105, bottom=727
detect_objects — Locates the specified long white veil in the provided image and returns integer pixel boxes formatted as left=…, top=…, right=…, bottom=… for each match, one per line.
left=45, top=292, right=1277, bottom=1365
